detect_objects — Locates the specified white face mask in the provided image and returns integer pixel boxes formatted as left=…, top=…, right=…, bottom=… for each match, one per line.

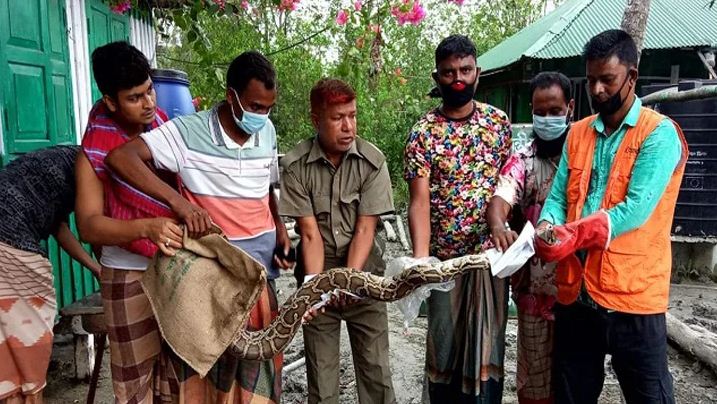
left=533, top=114, right=569, bottom=141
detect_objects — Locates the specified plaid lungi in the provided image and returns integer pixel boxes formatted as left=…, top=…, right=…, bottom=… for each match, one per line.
left=101, top=266, right=179, bottom=404
left=0, top=242, right=56, bottom=403
left=171, top=281, right=282, bottom=404
left=511, top=259, right=557, bottom=404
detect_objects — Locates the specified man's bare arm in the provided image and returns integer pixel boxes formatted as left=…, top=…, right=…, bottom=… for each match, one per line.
left=105, top=138, right=211, bottom=238
left=75, top=152, right=183, bottom=255
left=54, top=222, right=102, bottom=278
left=408, top=177, right=431, bottom=257
left=296, top=216, right=324, bottom=276
left=346, top=215, right=379, bottom=270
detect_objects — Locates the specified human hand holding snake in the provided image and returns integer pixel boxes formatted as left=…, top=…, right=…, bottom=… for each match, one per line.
left=231, top=254, right=491, bottom=361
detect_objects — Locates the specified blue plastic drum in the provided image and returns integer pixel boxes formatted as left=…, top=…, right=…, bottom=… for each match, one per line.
left=151, top=69, right=194, bottom=119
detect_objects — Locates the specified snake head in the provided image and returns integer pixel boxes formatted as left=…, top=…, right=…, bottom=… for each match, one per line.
left=536, top=225, right=557, bottom=245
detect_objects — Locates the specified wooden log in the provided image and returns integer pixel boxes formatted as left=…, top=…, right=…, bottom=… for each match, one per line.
left=642, top=85, right=717, bottom=105
left=666, top=312, right=717, bottom=374
left=395, top=215, right=411, bottom=251
left=383, top=220, right=397, bottom=241
left=283, top=357, right=305, bottom=374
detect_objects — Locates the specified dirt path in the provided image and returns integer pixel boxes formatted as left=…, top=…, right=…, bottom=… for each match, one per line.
left=44, top=236, right=717, bottom=403
left=276, top=271, right=717, bottom=404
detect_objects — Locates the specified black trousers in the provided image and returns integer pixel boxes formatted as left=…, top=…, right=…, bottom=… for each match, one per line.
left=553, top=302, right=675, bottom=404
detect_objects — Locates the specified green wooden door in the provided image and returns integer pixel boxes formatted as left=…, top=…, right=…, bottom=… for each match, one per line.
left=0, top=0, right=75, bottom=164
left=46, top=215, right=98, bottom=309
left=86, top=0, right=130, bottom=102
left=0, top=0, right=98, bottom=308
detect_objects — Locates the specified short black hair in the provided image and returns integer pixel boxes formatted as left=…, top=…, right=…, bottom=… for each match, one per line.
left=583, top=29, right=638, bottom=67
left=226, top=51, right=276, bottom=95
left=435, top=35, right=477, bottom=67
left=530, top=72, right=573, bottom=104
left=91, top=41, right=151, bottom=98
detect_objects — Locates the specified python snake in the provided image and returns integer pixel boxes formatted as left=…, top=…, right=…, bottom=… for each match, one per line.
left=230, top=254, right=490, bottom=361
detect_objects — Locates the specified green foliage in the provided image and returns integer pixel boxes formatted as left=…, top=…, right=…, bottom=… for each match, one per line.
left=157, top=0, right=554, bottom=208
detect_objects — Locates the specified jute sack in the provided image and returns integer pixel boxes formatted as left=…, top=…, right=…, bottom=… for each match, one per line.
left=141, top=226, right=266, bottom=376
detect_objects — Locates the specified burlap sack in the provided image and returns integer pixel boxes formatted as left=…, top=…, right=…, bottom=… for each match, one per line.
left=141, top=226, right=266, bottom=376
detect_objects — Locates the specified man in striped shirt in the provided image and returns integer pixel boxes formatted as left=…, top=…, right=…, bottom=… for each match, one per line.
left=106, top=51, right=291, bottom=403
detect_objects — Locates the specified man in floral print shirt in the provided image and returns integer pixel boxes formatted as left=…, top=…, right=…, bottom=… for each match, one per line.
left=404, top=34, right=512, bottom=403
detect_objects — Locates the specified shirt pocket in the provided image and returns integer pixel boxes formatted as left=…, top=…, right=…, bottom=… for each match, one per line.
left=339, top=192, right=360, bottom=208
left=313, top=195, right=331, bottom=222
left=599, top=240, right=649, bottom=294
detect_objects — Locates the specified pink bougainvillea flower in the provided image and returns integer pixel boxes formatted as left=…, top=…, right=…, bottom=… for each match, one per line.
left=354, top=0, right=362, bottom=11
left=212, top=0, right=226, bottom=10
left=391, top=0, right=426, bottom=25
left=410, top=1, right=427, bottom=25
left=278, top=0, right=299, bottom=12
left=192, top=96, right=203, bottom=110
left=370, top=24, right=381, bottom=33
left=240, top=0, right=250, bottom=10
left=111, top=0, right=131, bottom=14
left=448, top=0, right=465, bottom=5
left=335, top=9, right=349, bottom=25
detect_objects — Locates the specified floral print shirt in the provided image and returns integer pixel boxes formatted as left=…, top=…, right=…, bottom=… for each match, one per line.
left=494, top=140, right=559, bottom=226
left=493, top=138, right=560, bottom=318
left=404, top=101, right=512, bottom=259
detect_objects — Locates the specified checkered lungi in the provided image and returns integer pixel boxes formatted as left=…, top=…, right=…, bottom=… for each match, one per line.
left=101, top=266, right=178, bottom=404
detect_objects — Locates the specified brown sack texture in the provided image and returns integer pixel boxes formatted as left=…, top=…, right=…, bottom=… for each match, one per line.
left=141, top=226, right=266, bottom=376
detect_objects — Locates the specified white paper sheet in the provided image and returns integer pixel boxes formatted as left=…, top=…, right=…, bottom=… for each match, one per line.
left=486, top=221, right=536, bottom=278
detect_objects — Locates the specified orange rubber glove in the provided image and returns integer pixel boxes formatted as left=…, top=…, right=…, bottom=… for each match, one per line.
left=535, top=211, right=611, bottom=263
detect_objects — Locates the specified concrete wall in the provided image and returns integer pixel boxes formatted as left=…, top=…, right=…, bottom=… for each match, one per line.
left=672, top=238, right=717, bottom=278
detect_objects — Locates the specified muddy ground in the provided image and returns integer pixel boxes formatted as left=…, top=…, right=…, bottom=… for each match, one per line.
left=45, top=233, right=717, bottom=403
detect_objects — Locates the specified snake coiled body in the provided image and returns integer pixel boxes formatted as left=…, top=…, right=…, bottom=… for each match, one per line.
left=230, top=254, right=490, bottom=360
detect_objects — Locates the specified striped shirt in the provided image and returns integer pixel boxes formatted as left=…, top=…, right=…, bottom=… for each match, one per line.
left=140, top=103, right=279, bottom=242
left=82, top=101, right=175, bottom=258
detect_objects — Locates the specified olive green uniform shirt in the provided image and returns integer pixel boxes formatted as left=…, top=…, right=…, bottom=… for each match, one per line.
left=279, top=137, right=394, bottom=273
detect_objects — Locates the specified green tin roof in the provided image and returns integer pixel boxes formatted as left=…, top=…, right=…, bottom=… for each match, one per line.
left=477, top=0, right=717, bottom=72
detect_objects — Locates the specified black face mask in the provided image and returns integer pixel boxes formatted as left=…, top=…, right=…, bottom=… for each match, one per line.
left=439, top=79, right=477, bottom=108
left=591, top=75, right=630, bottom=116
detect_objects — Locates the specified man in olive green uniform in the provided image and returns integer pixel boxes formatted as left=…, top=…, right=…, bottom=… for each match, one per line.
left=279, top=78, right=396, bottom=404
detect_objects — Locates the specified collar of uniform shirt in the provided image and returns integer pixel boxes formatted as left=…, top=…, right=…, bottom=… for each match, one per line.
left=305, top=136, right=362, bottom=164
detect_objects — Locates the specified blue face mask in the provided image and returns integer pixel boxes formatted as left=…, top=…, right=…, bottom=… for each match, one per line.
left=533, top=114, right=569, bottom=141
left=230, top=88, right=270, bottom=134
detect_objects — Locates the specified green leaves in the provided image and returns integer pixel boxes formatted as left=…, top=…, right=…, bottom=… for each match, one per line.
left=155, top=0, right=551, bottom=208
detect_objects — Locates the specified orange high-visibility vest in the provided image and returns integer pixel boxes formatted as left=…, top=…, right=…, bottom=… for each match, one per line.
left=555, top=107, right=688, bottom=314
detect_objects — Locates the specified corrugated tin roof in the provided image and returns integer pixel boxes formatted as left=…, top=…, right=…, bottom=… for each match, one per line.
left=477, top=0, right=717, bottom=72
